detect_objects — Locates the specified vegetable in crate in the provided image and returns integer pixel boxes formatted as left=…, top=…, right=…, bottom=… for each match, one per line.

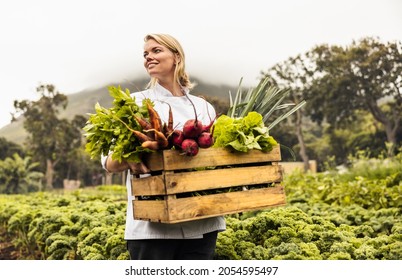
left=213, top=77, right=306, bottom=155
left=213, top=111, right=278, bottom=152
left=227, top=77, right=306, bottom=131
left=168, top=92, right=216, bottom=156
left=83, top=86, right=153, bottom=163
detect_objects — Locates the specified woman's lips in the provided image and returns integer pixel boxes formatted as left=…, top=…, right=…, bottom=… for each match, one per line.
left=147, top=62, right=158, bottom=69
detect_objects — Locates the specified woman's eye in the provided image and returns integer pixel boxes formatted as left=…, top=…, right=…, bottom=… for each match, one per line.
left=143, top=48, right=162, bottom=58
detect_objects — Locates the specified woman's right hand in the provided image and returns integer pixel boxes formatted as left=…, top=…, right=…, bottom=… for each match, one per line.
left=127, top=161, right=150, bottom=175
left=105, top=155, right=150, bottom=174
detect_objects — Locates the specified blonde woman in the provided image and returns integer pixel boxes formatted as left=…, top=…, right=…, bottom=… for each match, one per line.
left=102, top=34, right=226, bottom=260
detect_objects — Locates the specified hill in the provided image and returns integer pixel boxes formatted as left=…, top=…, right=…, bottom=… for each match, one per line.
left=0, top=77, right=235, bottom=145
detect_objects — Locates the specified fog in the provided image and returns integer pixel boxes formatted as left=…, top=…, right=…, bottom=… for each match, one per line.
left=0, top=0, right=401, bottom=128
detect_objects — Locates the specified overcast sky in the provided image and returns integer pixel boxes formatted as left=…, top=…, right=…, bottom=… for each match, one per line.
left=0, top=0, right=401, bottom=128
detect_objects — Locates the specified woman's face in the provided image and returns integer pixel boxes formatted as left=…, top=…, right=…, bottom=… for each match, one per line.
left=143, top=39, right=177, bottom=80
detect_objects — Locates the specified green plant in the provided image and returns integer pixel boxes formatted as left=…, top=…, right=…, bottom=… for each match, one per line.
left=0, top=154, right=43, bottom=194
left=227, top=77, right=306, bottom=131
left=83, top=86, right=150, bottom=163
left=1, top=152, right=400, bottom=260
left=212, top=111, right=278, bottom=152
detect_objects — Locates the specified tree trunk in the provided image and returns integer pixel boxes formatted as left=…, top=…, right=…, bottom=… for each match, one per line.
left=105, top=172, right=112, bottom=185
left=295, top=109, right=310, bottom=171
left=366, top=98, right=399, bottom=156
left=45, top=159, right=54, bottom=189
left=384, top=123, right=398, bottom=156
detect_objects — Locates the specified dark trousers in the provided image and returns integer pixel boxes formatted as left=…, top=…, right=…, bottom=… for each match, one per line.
left=126, top=231, right=218, bottom=260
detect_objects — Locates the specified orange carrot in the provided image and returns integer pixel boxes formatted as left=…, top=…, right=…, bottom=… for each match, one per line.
left=154, top=130, right=169, bottom=148
left=146, top=101, right=162, bottom=132
left=134, top=115, right=152, bottom=130
left=141, top=140, right=159, bottom=150
left=167, top=103, right=173, bottom=135
left=162, top=123, right=168, bottom=136
left=144, top=129, right=168, bottom=148
left=132, top=130, right=152, bottom=143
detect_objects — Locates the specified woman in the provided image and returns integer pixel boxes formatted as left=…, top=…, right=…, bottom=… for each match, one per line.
left=102, top=33, right=226, bottom=260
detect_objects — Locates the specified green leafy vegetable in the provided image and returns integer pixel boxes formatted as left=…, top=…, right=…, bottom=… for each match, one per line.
left=228, top=77, right=306, bottom=131
left=213, top=111, right=278, bottom=152
left=83, top=86, right=151, bottom=163
left=221, top=77, right=306, bottom=157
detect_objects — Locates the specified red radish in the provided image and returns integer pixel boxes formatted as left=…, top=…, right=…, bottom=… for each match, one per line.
left=201, top=123, right=212, bottom=133
left=170, top=129, right=185, bottom=148
left=183, top=119, right=203, bottom=138
left=182, top=93, right=203, bottom=138
left=197, top=132, right=214, bottom=148
left=201, top=115, right=217, bottom=133
left=198, top=96, right=218, bottom=133
left=181, top=138, right=199, bottom=156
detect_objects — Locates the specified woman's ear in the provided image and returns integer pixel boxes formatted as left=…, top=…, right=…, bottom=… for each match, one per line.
left=175, top=54, right=181, bottom=65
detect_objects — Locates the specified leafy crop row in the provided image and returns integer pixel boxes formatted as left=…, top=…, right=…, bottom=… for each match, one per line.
left=216, top=204, right=401, bottom=260
left=0, top=187, right=128, bottom=260
left=0, top=154, right=401, bottom=260
left=215, top=153, right=401, bottom=260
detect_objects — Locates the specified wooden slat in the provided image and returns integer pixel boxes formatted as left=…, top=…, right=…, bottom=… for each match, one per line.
left=131, top=175, right=165, bottom=196
left=144, top=145, right=281, bottom=171
left=132, top=145, right=286, bottom=223
left=133, top=184, right=286, bottom=223
left=166, top=185, right=286, bottom=223
left=133, top=200, right=168, bottom=222
left=164, top=165, right=283, bottom=194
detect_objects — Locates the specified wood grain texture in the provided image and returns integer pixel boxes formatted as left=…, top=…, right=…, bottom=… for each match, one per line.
left=144, top=145, right=281, bottom=171
left=131, top=146, right=286, bottom=223
left=133, top=184, right=286, bottom=223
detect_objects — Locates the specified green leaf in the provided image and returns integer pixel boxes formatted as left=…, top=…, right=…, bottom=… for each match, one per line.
left=82, top=85, right=151, bottom=163
left=228, top=77, right=306, bottom=131
left=212, top=112, right=277, bottom=153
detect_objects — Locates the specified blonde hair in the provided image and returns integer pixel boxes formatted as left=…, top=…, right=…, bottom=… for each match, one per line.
left=144, top=33, right=194, bottom=89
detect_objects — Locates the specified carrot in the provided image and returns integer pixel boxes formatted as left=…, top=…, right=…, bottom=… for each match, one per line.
left=166, top=103, right=173, bottom=135
left=141, top=140, right=159, bottom=150
left=134, top=115, right=152, bottom=130
left=155, top=130, right=169, bottom=148
left=146, top=101, right=162, bottom=132
left=144, top=129, right=169, bottom=148
left=132, top=130, right=152, bottom=143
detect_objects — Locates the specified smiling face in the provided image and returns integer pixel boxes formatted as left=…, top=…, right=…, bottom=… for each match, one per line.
left=143, top=39, right=178, bottom=82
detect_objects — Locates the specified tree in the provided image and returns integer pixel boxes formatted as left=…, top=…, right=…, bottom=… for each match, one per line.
left=13, top=84, right=83, bottom=189
left=0, top=154, right=43, bottom=194
left=306, top=37, right=401, bottom=156
left=54, top=115, right=104, bottom=187
left=0, top=137, right=25, bottom=160
left=261, top=54, right=317, bottom=170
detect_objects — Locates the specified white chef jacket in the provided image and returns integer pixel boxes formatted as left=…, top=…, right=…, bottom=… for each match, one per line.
left=101, top=83, right=226, bottom=239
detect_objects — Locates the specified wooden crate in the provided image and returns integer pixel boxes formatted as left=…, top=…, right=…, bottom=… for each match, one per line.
left=131, top=145, right=286, bottom=223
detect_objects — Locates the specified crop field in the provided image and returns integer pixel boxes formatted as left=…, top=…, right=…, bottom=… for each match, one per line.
left=0, top=155, right=401, bottom=260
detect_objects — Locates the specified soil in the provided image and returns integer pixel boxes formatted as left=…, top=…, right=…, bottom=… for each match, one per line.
left=0, top=228, right=19, bottom=260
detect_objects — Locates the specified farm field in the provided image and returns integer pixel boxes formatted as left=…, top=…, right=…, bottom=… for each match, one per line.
left=0, top=154, right=401, bottom=260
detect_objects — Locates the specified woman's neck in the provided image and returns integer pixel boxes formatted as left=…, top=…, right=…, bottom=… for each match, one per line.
left=158, top=79, right=184, bottom=96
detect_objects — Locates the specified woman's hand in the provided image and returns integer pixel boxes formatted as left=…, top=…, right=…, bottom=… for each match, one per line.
left=127, top=161, right=150, bottom=175
left=105, top=156, right=150, bottom=174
